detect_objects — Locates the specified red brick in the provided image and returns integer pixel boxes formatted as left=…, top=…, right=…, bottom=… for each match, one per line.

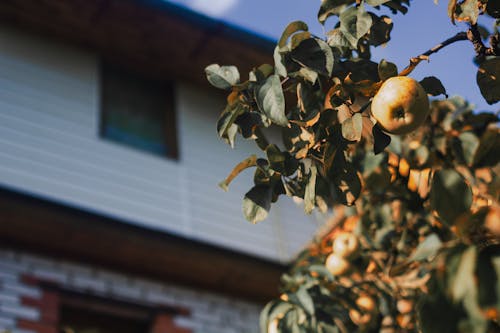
left=22, top=291, right=59, bottom=324
left=18, top=319, right=57, bottom=333
left=152, top=314, right=191, bottom=333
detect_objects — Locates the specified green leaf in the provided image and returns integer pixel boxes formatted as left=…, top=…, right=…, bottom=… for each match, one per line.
left=318, top=0, right=356, bottom=24
left=326, top=28, right=352, bottom=49
left=365, top=0, right=390, bottom=6
left=472, top=129, right=500, bottom=167
left=409, top=234, right=442, bottom=261
left=266, top=144, right=286, bottom=173
left=318, top=322, right=339, bottom=333
left=340, top=4, right=373, bottom=49
left=448, top=0, right=458, bottom=24
left=372, top=124, right=391, bottom=154
left=260, top=301, right=276, bottom=333
left=458, top=132, right=479, bottom=166
left=296, top=286, right=315, bottom=315
left=453, top=0, right=479, bottom=24
left=278, top=21, right=309, bottom=50
left=477, top=57, right=500, bottom=105
left=486, top=0, right=500, bottom=18
left=257, top=75, right=289, bottom=127
left=420, top=76, right=448, bottom=97
left=274, top=46, right=288, bottom=77
left=451, top=246, right=477, bottom=302
left=369, top=14, right=393, bottom=46
left=308, top=265, right=334, bottom=281
left=205, top=64, right=240, bottom=90
left=341, top=113, right=363, bottom=142
left=243, top=185, right=273, bottom=224
left=378, top=59, right=398, bottom=81
left=291, top=38, right=334, bottom=76
left=304, top=162, right=317, bottom=214
left=217, top=104, right=244, bottom=148
left=430, top=169, right=473, bottom=224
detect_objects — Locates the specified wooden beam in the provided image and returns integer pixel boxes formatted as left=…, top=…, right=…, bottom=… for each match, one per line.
left=0, top=189, right=285, bottom=303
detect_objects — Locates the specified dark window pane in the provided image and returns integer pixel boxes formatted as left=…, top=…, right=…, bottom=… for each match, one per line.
left=60, top=304, right=150, bottom=333
left=100, top=63, right=176, bottom=158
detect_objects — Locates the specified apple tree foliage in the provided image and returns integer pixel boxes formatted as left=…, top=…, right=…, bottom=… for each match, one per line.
left=206, top=0, right=500, bottom=332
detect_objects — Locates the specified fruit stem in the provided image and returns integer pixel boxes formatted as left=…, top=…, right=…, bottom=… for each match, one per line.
left=399, top=32, right=468, bottom=76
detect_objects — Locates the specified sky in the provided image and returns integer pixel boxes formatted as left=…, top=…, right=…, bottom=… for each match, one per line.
left=168, top=0, right=498, bottom=112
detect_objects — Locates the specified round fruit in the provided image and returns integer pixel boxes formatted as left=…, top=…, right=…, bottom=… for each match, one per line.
left=397, top=299, right=413, bottom=314
left=371, top=76, right=429, bottom=135
left=356, top=295, right=377, bottom=313
left=325, top=253, right=351, bottom=276
left=349, top=309, right=372, bottom=327
left=332, top=232, right=360, bottom=259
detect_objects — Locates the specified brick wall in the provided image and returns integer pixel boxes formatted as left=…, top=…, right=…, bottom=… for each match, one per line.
left=0, top=249, right=262, bottom=333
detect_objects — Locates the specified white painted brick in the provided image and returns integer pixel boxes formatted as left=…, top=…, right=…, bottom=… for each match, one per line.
left=134, top=280, right=163, bottom=293
left=0, top=261, right=28, bottom=274
left=173, top=316, right=204, bottom=330
left=1, top=282, right=41, bottom=299
left=19, top=254, right=55, bottom=270
left=144, top=290, right=176, bottom=305
left=0, top=270, right=18, bottom=282
left=95, top=271, right=128, bottom=285
left=31, top=267, right=68, bottom=284
left=0, top=303, right=39, bottom=321
left=110, top=283, right=142, bottom=300
left=0, top=250, right=17, bottom=261
left=0, top=290, right=20, bottom=305
left=58, top=262, right=92, bottom=277
left=71, top=275, right=108, bottom=294
left=0, top=315, right=15, bottom=328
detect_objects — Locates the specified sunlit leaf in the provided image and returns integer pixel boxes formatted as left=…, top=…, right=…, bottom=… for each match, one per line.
left=205, top=64, right=240, bottom=90
left=278, top=21, right=309, bottom=50
left=409, top=234, right=442, bottom=261
left=296, top=285, right=315, bottom=315
left=340, top=5, right=373, bottom=49
left=257, top=75, right=289, bottom=127
left=304, top=162, right=317, bottom=214
left=318, top=0, right=356, bottom=24
left=243, top=185, right=273, bottom=224
left=451, top=246, right=477, bottom=302
left=458, top=132, right=479, bottom=166
left=453, top=0, right=479, bottom=24
left=341, top=113, right=363, bottom=142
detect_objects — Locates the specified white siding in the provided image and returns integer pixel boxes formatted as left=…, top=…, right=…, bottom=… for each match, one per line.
left=0, top=25, right=323, bottom=263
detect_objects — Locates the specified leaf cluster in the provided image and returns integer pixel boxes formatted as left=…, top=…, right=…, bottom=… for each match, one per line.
left=205, top=1, right=500, bottom=332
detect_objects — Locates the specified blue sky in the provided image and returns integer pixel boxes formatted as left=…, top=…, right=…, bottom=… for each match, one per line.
left=168, top=0, right=497, bottom=111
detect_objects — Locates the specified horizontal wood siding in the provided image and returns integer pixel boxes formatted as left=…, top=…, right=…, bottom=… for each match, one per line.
left=0, top=26, right=321, bottom=262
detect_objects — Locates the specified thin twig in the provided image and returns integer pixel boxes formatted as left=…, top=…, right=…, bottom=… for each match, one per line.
left=399, top=32, right=468, bottom=76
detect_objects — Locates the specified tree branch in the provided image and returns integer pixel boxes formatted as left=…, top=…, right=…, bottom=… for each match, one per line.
left=466, top=24, right=500, bottom=60
left=399, top=32, right=468, bottom=76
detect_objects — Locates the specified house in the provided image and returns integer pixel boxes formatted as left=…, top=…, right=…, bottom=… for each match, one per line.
left=0, top=1, right=322, bottom=332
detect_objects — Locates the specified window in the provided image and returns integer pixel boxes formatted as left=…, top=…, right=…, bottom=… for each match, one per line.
left=100, top=63, right=178, bottom=159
